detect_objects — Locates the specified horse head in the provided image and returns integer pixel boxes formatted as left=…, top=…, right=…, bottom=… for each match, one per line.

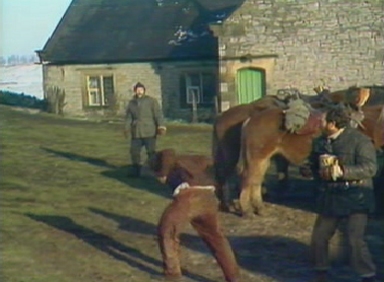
left=302, top=86, right=383, bottom=152
left=286, top=87, right=369, bottom=136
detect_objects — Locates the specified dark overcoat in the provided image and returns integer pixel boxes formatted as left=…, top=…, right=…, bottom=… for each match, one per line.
left=309, top=127, right=377, bottom=216
left=125, top=95, right=165, bottom=138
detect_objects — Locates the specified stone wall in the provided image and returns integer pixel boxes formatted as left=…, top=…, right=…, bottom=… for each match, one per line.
left=217, top=0, right=384, bottom=107
left=42, top=60, right=217, bottom=121
left=43, top=63, right=162, bottom=117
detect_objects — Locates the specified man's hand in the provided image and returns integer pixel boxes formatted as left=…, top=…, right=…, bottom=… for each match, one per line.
left=157, top=126, right=167, bottom=136
left=319, top=162, right=343, bottom=181
left=319, top=166, right=333, bottom=181
left=332, top=163, right=343, bottom=179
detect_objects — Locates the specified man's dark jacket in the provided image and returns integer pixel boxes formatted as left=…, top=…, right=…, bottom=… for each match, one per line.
left=309, top=127, right=377, bottom=216
left=125, top=95, right=165, bottom=138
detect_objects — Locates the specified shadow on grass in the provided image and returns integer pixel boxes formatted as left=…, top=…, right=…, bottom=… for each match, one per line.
left=89, top=207, right=312, bottom=282
left=41, top=147, right=117, bottom=169
left=25, top=213, right=162, bottom=274
left=37, top=146, right=384, bottom=216
left=89, top=207, right=205, bottom=255
left=90, top=207, right=157, bottom=235
left=39, top=147, right=321, bottom=211
left=100, top=165, right=172, bottom=199
left=25, top=213, right=215, bottom=282
left=90, top=207, right=384, bottom=281
left=40, top=147, right=171, bottom=199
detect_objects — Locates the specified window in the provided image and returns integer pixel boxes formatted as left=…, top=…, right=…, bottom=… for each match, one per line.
left=180, top=73, right=216, bottom=107
left=86, top=75, right=114, bottom=106
left=187, top=86, right=200, bottom=104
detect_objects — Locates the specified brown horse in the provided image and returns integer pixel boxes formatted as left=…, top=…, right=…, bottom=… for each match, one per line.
left=360, top=104, right=384, bottom=149
left=212, top=96, right=284, bottom=210
left=238, top=103, right=384, bottom=218
left=212, top=86, right=384, bottom=214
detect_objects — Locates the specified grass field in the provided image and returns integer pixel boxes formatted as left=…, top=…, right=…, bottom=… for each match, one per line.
left=1, top=105, right=383, bottom=282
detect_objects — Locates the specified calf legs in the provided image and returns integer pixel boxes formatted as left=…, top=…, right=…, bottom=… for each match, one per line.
left=158, top=203, right=187, bottom=279
left=191, top=214, right=240, bottom=282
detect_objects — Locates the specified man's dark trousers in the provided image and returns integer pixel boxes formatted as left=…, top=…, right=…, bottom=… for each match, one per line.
left=311, top=213, right=376, bottom=277
left=130, top=137, right=156, bottom=174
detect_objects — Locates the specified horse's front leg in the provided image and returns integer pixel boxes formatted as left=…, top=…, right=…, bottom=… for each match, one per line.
left=250, top=159, right=271, bottom=216
left=238, top=172, right=254, bottom=218
left=239, top=158, right=270, bottom=217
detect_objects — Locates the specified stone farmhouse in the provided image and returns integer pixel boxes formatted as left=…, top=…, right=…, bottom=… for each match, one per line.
left=37, top=0, right=383, bottom=120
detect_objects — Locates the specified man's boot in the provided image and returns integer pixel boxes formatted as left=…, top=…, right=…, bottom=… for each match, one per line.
left=127, top=164, right=141, bottom=177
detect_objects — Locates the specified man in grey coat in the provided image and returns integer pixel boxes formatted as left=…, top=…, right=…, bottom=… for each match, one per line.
left=124, top=82, right=166, bottom=177
left=301, top=107, right=378, bottom=282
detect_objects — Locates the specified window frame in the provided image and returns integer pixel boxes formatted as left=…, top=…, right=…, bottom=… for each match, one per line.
left=84, top=74, right=115, bottom=108
left=186, top=86, right=201, bottom=104
left=181, top=72, right=216, bottom=108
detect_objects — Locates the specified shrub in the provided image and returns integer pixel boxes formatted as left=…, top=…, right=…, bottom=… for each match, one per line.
left=0, top=91, right=46, bottom=109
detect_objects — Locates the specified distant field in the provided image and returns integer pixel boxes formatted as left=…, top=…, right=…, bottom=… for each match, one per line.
left=1, top=105, right=383, bottom=282
left=0, top=64, right=43, bottom=98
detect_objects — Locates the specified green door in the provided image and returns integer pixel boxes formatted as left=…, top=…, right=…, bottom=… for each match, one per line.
left=236, top=68, right=265, bottom=104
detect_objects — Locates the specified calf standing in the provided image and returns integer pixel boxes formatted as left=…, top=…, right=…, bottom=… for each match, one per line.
left=149, top=149, right=240, bottom=282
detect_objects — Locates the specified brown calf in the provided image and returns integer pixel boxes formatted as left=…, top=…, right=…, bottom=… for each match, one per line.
left=149, top=149, right=240, bottom=282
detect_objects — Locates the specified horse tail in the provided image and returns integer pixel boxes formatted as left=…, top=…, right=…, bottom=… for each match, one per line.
left=237, top=117, right=251, bottom=175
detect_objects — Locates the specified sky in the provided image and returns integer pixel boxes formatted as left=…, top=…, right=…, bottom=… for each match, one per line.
left=0, top=0, right=73, bottom=57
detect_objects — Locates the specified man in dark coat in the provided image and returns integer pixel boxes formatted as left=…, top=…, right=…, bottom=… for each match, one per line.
left=149, top=149, right=240, bottom=282
left=124, top=82, right=166, bottom=177
left=301, top=107, right=378, bottom=282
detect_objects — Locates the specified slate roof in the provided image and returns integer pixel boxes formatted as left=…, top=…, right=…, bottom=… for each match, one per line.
left=38, top=0, right=244, bottom=64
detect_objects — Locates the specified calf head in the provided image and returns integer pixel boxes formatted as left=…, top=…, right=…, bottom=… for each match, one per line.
left=148, top=149, right=177, bottom=183
left=148, top=149, right=215, bottom=188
